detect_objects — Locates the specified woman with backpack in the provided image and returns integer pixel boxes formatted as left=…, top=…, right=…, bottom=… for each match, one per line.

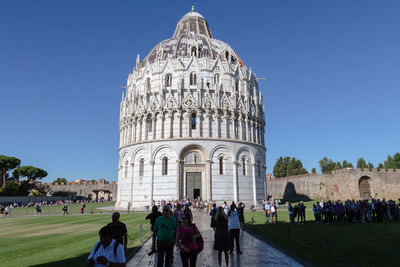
left=175, top=214, right=203, bottom=267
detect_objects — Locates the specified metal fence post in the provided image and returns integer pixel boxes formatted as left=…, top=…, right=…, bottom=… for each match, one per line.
left=326, top=237, right=332, bottom=267
left=288, top=227, right=291, bottom=253
left=139, top=224, right=142, bottom=244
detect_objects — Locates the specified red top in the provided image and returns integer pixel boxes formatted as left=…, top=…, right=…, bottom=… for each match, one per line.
left=177, top=225, right=199, bottom=252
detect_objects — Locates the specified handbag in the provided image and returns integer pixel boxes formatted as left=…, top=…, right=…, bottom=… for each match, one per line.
left=193, top=225, right=204, bottom=254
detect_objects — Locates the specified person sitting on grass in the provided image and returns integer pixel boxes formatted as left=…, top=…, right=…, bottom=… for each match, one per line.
left=87, top=225, right=126, bottom=267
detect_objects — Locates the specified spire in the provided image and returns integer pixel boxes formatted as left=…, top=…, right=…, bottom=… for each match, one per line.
left=192, top=5, right=195, bottom=12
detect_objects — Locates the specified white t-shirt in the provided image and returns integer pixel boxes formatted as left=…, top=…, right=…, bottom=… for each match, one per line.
left=264, top=203, right=270, bottom=211
left=271, top=205, right=275, bottom=213
left=88, top=239, right=125, bottom=267
left=223, top=205, right=229, bottom=215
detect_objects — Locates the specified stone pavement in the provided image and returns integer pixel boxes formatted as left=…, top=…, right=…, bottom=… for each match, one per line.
left=127, top=213, right=303, bottom=267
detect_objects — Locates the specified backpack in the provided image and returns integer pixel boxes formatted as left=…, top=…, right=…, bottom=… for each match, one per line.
left=94, top=241, right=119, bottom=258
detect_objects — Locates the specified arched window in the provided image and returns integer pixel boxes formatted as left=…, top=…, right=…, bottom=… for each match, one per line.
left=219, top=157, right=224, bottom=175
left=191, top=113, right=196, bottom=129
left=191, top=46, right=197, bottom=57
left=139, top=159, right=144, bottom=176
left=235, top=78, right=239, bottom=92
left=166, top=74, right=172, bottom=87
left=214, top=74, right=219, bottom=86
left=147, top=118, right=152, bottom=132
left=146, top=78, right=151, bottom=92
left=225, top=51, right=229, bottom=61
left=242, top=157, right=247, bottom=176
left=162, top=157, right=168, bottom=175
left=190, top=72, right=197, bottom=86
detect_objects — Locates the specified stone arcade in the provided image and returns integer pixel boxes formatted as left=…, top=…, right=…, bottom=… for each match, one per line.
left=116, top=9, right=266, bottom=209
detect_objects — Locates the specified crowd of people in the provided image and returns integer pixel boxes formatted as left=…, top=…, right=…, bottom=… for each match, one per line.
left=87, top=198, right=246, bottom=267
left=262, top=198, right=400, bottom=225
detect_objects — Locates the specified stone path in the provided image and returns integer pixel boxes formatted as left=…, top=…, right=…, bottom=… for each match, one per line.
left=127, top=213, right=303, bottom=267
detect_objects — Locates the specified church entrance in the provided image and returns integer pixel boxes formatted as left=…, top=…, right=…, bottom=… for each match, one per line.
left=186, top=172, right=202, bottom=199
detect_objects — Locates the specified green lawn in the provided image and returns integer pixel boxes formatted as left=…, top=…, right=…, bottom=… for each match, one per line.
left=0, top=213, right=151, bottom=267
left=8, top=201, right=117, bottom=216
left=244, top=209, right=400, bottom=267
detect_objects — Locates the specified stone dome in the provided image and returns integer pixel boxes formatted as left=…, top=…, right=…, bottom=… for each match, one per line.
left=142, top=10, right=244, bottom=67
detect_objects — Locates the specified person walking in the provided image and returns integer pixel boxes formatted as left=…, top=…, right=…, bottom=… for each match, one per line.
left=146, top=205, right=163, bottom=255
left=174, top=204, right=183, bottom=226
left=153, top=205, right=178, bottom=267
left=228, top=203, right=242, bottom=254
left=127, top=201, right=131, bottom=214
left=107, top=212, right=128, bottom=251
left=175, top=214, right=202, bottom=267
left=62, top=203, right=68, bottom=215
left=210, top=203, right=217, bottom=232
left=213, top=207, right=230, bottom=267
left=81, top=203, right=86, bottom=214
left=237, top=202, right=245, bottom=230
left=87, top=225, right=126, bottom=267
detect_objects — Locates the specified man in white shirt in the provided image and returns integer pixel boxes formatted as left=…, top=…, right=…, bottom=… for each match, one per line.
left=87, top=225, right=126, bottom=267
left=223, top=201, right=229, bottom=215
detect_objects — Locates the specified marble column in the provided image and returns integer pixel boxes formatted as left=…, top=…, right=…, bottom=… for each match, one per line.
left=130, top=163, right=135, bottom=205
left=252, top=163, right=257, bottom=206
left=157, top=114, right=163, bottom=139
left=213, top=114, right=219, bottom=138
left=205, top=113, right=211, bottom=138
left=239, top=116, right=244, bottom=140
left=245, top=118, right=249, bottom=141
left=169, top=114, right=173, bottom=138
left=178, top=113, right=182, bottom=138
left=230, top=116, right=235, bottom=139
left=223, top=114, right=229, bottom=139
left=206, top=159, right=212, bottom=200
left=117, top=166, right=122, bottom=206
left=187, top=113, right=191, bottom=137
left=176, top=160, right=182, bottom=199
left=132, top=121, right=136, bottom=143
left=138, top=119, right=142, bottom=142
left=232, top=160, right=238, bottom=202
left=249, top=121, right=254, bottom=143
left=149, top=160, right=155, bottom=208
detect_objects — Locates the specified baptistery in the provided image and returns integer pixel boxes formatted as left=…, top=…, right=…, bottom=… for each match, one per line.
left=116, top=8, right=266, bottom=209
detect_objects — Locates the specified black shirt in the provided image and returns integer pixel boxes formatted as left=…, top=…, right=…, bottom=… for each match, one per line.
left=145, top=211, right=163, bottom=228
left=107, top=221, right=127, bottom=244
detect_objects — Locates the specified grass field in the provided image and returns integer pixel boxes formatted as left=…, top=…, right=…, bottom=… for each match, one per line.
left=0, top=213, right=151, bottom=267
left=6, top=201, right=118, bottom=216
left=244, top=208, right=400, bottom=266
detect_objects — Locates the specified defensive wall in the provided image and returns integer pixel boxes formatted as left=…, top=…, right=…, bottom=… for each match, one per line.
left=266, top=168, right=400, bottom=201
left=43, top=179, right=118, bottom=201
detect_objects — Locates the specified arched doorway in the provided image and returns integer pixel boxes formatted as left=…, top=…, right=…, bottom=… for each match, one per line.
left=359, top=176, right=371, bottom=199
left=179, top=145, right=207, bottom=200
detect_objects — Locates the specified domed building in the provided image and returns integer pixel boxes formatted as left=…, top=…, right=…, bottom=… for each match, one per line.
left=116, top=8, right=266, bottom=209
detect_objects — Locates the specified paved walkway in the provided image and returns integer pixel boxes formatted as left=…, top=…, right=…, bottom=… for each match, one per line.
left=127, top=213, right=303, bottom=267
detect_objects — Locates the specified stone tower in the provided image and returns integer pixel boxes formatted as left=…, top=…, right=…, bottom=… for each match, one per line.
left=116, top=9, right=266, bottom=209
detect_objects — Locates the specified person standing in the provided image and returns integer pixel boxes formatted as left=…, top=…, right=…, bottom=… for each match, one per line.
left=264, top=201, right=271, bottom=224
left=228, top=203, right=242, bottom=254
left=223, top=202, right=229, bottom=215
left=174, top=204, right=183, bottom=226
left=153, top=205, right=178, bottom=267
left=146, top=205, right=163, bottom=255
left=213, top=207, right=230, bottom=267
left=270, top=203, right=277, bottom=224
left=107, top=212, right=128, bottom=251
left=237, top=202, right=245, bottom=230
left=62, top=203, right=68, bottom=215
left=209, top=203, right=217, bottom=232
left=288, top=203, right=294, bottom=224
left=175, top=215, right=202, bottom=267
left=87, top=225, right=126, bottom=267
left=81, top=203, right=86, bottom=214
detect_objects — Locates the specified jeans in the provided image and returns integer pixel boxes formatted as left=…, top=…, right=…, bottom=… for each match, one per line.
left=229, top=229, right=240, bottom=252
left=265, top=213, right=270, bottom=224
left=180, top=251, right=198, bottom=267
left=157, top=241, right=174, bottom=267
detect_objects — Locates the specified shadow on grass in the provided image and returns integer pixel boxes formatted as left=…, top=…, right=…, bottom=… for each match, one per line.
left=30, top=246, right=142, bottom=267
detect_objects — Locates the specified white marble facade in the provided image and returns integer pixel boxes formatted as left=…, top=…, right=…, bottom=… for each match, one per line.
left=116, top=9, right=266, bottom=209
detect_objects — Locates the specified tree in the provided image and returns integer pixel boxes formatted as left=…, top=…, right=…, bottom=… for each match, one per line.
left=12, top=166, right=48, bottom=182
left=356, top=158, right=368, bottom=170
left=273, top=157, right=290, bottom=178
left=0, top=155, right=21, bottom=188
left=334, top=161, right=342, bottom=170
left=394, top=153, right=400, bottom=168
left=312, top=168, right=317, bottom=174
left=53, top=177, right=68, bottom=185
left=368, top=162, right=374, bottom=171
left=342, top=160, right=353, bottom=169
left=377, top=163, right=384, bottom=171
left=384, top=155, right=396, bottom=170
left=319, top=157, right=336, bottom=174
left=286, top=158, right=308, bottom=176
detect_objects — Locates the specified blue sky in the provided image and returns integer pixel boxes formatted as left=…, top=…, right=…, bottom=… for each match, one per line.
left=1, top=0, right=399, bottom=182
